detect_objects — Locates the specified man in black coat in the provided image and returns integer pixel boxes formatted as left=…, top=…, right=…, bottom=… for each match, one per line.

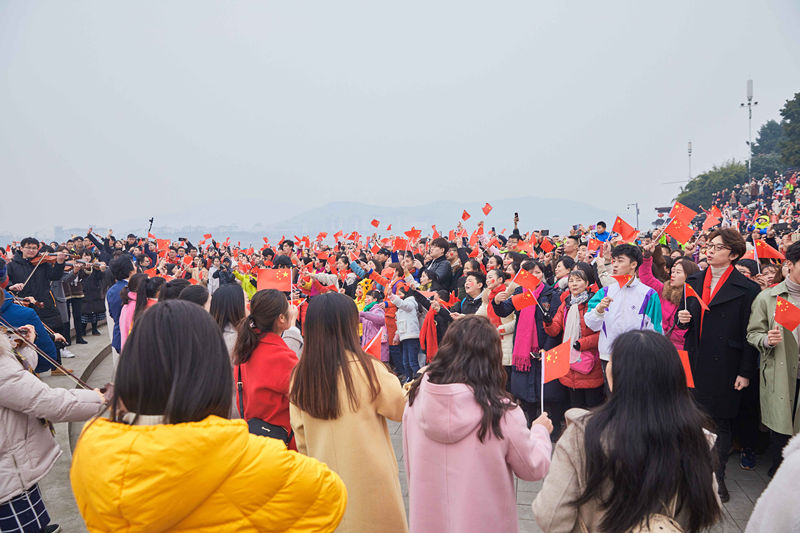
left=6, top=237, right=67, bottom=331
left=422, top=237, right=452, bottom=292
left=678, top=228, right=760, bottom=503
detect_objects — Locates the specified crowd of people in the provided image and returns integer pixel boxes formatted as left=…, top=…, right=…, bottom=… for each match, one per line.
left=1, top=172, right=800, bottom=532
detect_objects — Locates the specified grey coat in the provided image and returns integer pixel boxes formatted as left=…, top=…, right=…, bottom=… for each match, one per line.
left=0, top=335, right=103, bottom=502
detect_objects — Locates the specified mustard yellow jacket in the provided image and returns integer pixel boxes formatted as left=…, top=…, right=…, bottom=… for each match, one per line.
left=70, top=416, right=346, bottom=532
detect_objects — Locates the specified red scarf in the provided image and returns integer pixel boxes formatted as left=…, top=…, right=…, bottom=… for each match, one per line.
left=486, top=283, right=506, bottom=327
left=420, top=307, right=439, bottom=362
left=700, top=265, right=733, bottom=334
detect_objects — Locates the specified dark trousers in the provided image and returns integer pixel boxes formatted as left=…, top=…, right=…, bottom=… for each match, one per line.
left=601, top=359, right=610, bottom=396
left=66, top=298, right=85, bottom=340
left=734, top=377, right=760, bottom=450
left=401, top=338, right=421, bottom=381
left=712, top=417, right=733, bottom=481
left=568, top=387, right=605, bottom=409
left=389, top=344, right=404, bottom=380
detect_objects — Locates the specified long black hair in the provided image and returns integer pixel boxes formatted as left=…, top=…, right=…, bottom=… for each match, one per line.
left=112, top=300, right=232, bottom=424
left=573, top=330, right=720, bottom=533
left=290, top=292, right=380, bottom=420
left=408, top=315, right=513, bottom=442
left=210, top=283, right=245, bottom=332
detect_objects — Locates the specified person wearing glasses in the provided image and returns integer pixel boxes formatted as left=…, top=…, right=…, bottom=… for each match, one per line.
left=677, top=228, right=760, bottom=503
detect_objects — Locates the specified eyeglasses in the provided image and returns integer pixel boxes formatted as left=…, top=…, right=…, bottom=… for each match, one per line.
left=706, top=243, right=730, bottom=252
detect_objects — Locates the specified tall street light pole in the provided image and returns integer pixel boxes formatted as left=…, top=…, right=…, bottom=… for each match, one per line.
left=688, top=141, right=692, bottom=181
left=740, top=79, right=758, bottom=179
left=627, top=203, right=640, bottom=230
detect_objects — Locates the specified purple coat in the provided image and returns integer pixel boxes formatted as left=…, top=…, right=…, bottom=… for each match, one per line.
left=360, top=305, right=388, bottom=362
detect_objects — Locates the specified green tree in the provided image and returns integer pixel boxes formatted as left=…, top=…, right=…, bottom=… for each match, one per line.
left=779, top=92, right=800, bottom=168
left=675, top=160, right=748, bottom=210
left=751, top=119, right=785, bottom=155
left=750, top=152, right=784, bottom=177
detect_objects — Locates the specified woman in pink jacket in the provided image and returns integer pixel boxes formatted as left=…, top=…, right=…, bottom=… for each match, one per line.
left=403, top=315, right=553, bottom=533
left=639, top=242, right=699, bottom=351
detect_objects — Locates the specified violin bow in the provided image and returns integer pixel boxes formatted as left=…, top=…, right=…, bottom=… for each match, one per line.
left=0, top=315, right=92, bottom=390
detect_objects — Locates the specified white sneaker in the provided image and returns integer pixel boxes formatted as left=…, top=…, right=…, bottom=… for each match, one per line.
left=61, top=349, right=76, bottom=358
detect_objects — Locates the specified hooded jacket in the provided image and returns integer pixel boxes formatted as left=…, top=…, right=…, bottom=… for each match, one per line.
left=403, top=376, right=552, bottom=533
left=70, top=416, right=347, bottom=533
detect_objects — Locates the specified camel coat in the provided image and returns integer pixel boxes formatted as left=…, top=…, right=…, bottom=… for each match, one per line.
left=290, top=357, right=408, bottom=533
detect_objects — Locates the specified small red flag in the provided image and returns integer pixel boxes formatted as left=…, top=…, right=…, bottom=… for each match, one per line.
left=754, top=240, right=785, bottom=260
left=685, top=283, right=709, bottom=311
left=612, top=216, right=639, bottom=242
left=611, top=275, right=633, bottom=288
left=257, top=268, right=292, bottom=292
left=677, top=350, right=695, bottom=388
left=365, top=327, right=384, bottom=359
left=386, top=224, right=392, bottom=231
left=156, top=239, right=170, bottom=251
left=147, top=232, right=156, bottom=240
left=393, top=237, right=409, bottom=250
left=371, top=219, right=380, bottom=228
left=482, top=203, right=493, bottom=216
left=543, top=339, right=571, bottom=383
left=664, top=218, right=695, bottom=244
left=432, top=225, right=440, bottom=239
left=702, top=216, right=721, bottom=232
left=462, top=210, right=471, bottom=221
left=143, top=267, right=156, bottom=277
left=468, top=246, right=480, bottom=258
left=203, top=233, right=212, bottom=239
left=668, top=202, right=698, bottom=224
left=512, top=290, right=539, bottom=311
left=587, top=238, right=601, bottom=254
left=775, top=296, right=800, bottom=331
left=512, top=269, right=542, bottom=291
left=539, top=239, right=555, bottom=253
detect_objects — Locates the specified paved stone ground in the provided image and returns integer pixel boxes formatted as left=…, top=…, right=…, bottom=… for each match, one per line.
left=39, top=332, right=767, bottom=532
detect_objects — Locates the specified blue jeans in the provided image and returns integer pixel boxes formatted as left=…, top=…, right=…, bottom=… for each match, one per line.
left=389, top=344, right=405, bottom=379
left=401, top=338, right=421, bottom=381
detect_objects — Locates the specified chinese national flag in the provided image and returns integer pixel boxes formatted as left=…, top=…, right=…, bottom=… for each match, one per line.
left=462, top=210, right=471, bottom=221
left=587, top=238, right=601, bottom=254
left=405, top=228, right=421, bottom=240
left=775, top=296, right=800, bottom=331
left=543, top=339, right=571, bottom=383
left=468, top=246, right=480, bottom=258
left=334, top=230, right=343, bottom=241
left=612, top=217, right=638, bottom=242
left=702, top=216, right=721, bottom=232
left=685, top=283, right=709, bottom=311
left=386, top=224, right=392, bottom=231
left=257, top=268, right=292, bottom=292
left=668, top=202, right=698, bottom=224
left=513, top=268, right=542, bottom=291
left=664, top=218, right=695, bottom=244
left=143, top=267, right=156, bottom=277
left=611, top=275, right=633, bottom=288
left=393, top=237, right=409, bottom=250
left=539, top=239, right=555, bottom=253
left=188, top=277, right=198, bottom=285
left=365, top=327, right=384, bottom=359
left=482, top=203, right=493, bottom=216
left=203, top=233, right=212, bottom=239
left=147, top=232, right=156, bottom=240
left=371, top=219, right=380, bottom=228
left=754, top=240, right=785, bottom=260
left=512, top=290, right=539, bottom=311
left=677, top=350, right=695, bottom=388
left=432, top=225, right=440, bottom=239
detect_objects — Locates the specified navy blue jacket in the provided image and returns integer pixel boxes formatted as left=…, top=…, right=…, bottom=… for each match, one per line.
left=106, top=279, right=128, bottom=353
left=1, top=290, right=59, bottom=373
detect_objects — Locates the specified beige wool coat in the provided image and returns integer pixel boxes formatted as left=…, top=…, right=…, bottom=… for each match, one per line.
left=532, top=409, right=719, bottom=533
left=290, top=357, right=408, bottom=533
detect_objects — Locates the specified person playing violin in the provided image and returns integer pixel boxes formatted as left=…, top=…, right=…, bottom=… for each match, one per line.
left=6, top=238, right=68, bottom=373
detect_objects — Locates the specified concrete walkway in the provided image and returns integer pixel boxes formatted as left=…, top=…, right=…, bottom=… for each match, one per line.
left=39, top=332, right=766, bottom=532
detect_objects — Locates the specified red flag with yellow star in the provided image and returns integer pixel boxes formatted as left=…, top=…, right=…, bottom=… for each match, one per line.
left=512, top=268, right=541, bottom=292
left=512, top=289, right=539, bottom=311
left=668, top=202, right=698, bottom=224
left=663, top=218, right=695, bottom=244
left=543, top=339, right=571, bottom=383
left=257, top=268, right=292, bottom=292
left=611, top=274, right=633, bottom=288
left=775, top=296, right=800, bottom=331
left=365, top=327, right=384, bottom=359
left=482, top=203, right=493, bottom=216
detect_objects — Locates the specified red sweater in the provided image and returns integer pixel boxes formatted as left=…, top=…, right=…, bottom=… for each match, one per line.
left=236, top=332, right=298, bottom=449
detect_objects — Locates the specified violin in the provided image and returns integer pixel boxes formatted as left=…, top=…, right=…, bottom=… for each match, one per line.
left=29, top=252, right=80, bottom=265
left=12, top=296, right=44, bottom=309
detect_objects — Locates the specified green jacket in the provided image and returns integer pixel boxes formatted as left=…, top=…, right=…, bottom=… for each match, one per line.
left=746, top=281, right=800, bottom=436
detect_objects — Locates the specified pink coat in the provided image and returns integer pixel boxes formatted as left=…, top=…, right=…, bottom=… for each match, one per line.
left=640, top=256, right=686, bottom=351
left=403, top=376, right=552, bottom=533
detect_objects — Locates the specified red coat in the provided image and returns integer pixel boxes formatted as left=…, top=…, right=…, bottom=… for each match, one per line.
left=236, top=332, right=298, bottom=449
left=543, top=300, right=604, bottom=389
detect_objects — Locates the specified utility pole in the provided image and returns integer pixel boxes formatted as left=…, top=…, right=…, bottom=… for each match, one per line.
left=688, top=141, right=692, bottom=181
left=627, top=202, right=640, bottom=230
left=740, top=79, right=758, bottom=179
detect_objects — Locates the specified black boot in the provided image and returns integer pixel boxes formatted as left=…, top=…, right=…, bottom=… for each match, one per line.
left=717, top=477, right=729, bottom=503
left=91, top=322, right=101, bottom=335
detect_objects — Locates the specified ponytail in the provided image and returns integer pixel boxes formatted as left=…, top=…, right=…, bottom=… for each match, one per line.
left=232, top=289, right=289, bottom=365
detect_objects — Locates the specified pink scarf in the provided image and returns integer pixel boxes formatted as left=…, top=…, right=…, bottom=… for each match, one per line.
left=511, top=284, right=545, bottom=372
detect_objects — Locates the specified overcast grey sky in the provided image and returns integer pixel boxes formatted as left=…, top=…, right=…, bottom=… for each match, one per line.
left=2, top=1, right=799, bottom=236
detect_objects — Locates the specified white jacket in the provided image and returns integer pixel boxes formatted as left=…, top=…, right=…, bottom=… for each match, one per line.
left=390, top=294, right=421, bottom=341
left=0, top=334, right=104, bottom=502
left=745, top=434, right=800, bottom=533
left=583, top=277, right=662, bottom=361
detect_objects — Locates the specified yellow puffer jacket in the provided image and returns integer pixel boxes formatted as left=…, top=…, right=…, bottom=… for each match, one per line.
left=70, top=416, right=347, bottom=532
